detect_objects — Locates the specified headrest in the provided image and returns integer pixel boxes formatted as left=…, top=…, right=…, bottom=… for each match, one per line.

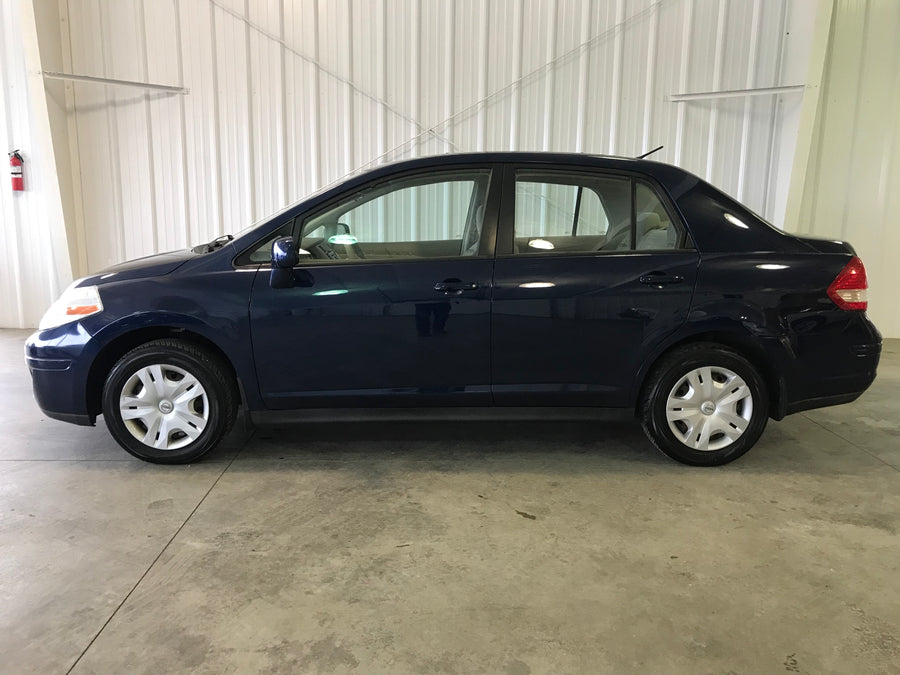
left=637, top=212, right=662, bottom=235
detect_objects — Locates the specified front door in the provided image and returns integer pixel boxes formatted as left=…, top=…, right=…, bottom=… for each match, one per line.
left=491, top=166, right=699, bottom=406
left=249, top=166, right=499, bottom=409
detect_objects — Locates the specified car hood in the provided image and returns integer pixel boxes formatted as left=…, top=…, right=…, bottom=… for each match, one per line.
left=83, top=249, right=198, bottom=285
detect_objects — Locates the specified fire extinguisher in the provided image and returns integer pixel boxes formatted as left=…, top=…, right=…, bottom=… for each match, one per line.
left=9, top=150, right=24, bottom=192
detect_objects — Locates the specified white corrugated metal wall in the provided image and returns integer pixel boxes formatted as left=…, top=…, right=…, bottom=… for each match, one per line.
left=790, top=0, right=900, bottom=338
left=0, top=0, right=72, bottom=328
left=57, top=0, right=814, bottom=281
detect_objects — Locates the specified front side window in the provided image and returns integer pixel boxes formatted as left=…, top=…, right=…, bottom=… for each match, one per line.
left=236, top=218, right=296, bottom=265
left=299, top=169, right=492, bottom=262
left=513, top=170, right=684, bottom=254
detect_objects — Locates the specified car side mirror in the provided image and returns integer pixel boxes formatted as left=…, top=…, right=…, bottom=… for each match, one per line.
left=271, top=237, right=310, bottom=289
left=272, top=236, right=299, bottom=269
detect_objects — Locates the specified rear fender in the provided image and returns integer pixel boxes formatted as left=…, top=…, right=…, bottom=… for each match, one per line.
left=631, top=317, right=792, bottom=421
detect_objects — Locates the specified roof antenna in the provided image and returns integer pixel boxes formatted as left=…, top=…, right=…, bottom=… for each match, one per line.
left=636, top=145, right=664, bottom=159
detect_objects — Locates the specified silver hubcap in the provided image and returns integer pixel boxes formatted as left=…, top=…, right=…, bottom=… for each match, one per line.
left=119, top=364, right=209, bottom=451
left=665, top=366, right=753, bottom=452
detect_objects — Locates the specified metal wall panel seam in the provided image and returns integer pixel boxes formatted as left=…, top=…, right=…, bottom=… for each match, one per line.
left=243, top=0, right=256, bottom=222
left=836, top=0, right=870, bottom=241
left=782, top=0, right=833, bottom=235
left=673, top=0, right=693, bottom=165
left=410, top=0, right=420, bottom=158
left=737, top=0, right=763, bottom=201
left=377, top=0, right=388, bottom=241
left=641, top=0, right=660, bottom=154
left=705, top=0, right=727, bottom=181
left=608, top=0, right=625, bottom=154
left=279, top=0, right=288, bottom=207
left=344, top=0, right=354, bottom=174
left=573, top=0, right=592, bottom=153
left=309, top=0, right=320, bottom=188
left=541, top=0, right=557, bottom=152
left=137, top=0, right=159, bottom=254
left=208, top=2, right=224, bottom=234
left=477, top=0, right=489, bottom=152
left=761, top=0, right=790, bottom=218
left=96, top=4, right=125, bottom=264
left=873, top=16, right=900, bottom=211
left=509, top=0, right=523, bottom=151
left=59, top=0, right=89, bottom=277
left=873, top=2, right=900, bottom=329
left=174, top=0, right=193, bottom=248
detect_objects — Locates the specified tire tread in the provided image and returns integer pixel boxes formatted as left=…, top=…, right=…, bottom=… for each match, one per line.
left=102, top=339, right=238, bottom=464
left=639, top=342, right=768, bottom=466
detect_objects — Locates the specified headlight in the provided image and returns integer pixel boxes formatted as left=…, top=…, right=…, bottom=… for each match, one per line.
left=39, top=284, right=103, bottom=330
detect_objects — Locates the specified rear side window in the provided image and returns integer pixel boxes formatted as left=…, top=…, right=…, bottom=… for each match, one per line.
left=513, top=170, right=686, bottom=255
left=515, top=181, right=610, bottom=238
left=634, top=182, right=680, bottom=251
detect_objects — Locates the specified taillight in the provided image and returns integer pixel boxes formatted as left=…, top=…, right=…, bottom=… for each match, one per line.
left=827, top=256, right=868, bottom=311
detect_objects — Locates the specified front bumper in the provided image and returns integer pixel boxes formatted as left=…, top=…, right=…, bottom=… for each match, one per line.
left=25, top=326, right=97, bottom=426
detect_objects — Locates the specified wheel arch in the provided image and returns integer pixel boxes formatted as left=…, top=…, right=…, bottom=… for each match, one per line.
left=86, top=325, right=242, bottom=419
left=634, top=328, right=787, bottom=420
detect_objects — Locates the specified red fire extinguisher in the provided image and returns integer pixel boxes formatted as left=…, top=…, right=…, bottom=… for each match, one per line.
left=9, top=150, right=24, bottom=192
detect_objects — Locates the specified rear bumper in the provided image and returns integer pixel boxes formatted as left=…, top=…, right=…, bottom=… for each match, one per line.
left=785, top=391, right=866, bottom=416
left=40, top=409, right=95, bottom=426
left=782, top=315, right=881, bottom=415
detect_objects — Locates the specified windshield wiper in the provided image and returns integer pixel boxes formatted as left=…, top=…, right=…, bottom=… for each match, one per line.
left=192, top=234, right=234, bottom=254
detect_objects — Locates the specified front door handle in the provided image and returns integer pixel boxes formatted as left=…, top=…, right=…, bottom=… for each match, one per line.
left=639, top=272, right=684, bottom=286
left=434, top=278, right=479, bottom=295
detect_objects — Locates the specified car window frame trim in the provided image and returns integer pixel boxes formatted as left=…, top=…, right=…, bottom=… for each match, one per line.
left=495, top=163, right=694, bottom=258
left=233, top=163, right=503, bottom=269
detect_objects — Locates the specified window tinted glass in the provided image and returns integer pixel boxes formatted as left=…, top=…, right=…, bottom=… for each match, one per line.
left=235, top=218, right=296, bottom=265
left=300, top=170, right=492, bottom=261
left=514, top=171, right=630, bottom=254
left=515, top=182, right=609, bottom=238
left=635, top=182, right=680, bottom=250
left=513, top=171, right=684, bottom=254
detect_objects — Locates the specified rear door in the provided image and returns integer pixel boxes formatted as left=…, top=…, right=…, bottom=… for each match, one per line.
left=248, top=166, right=500, bottom=409
left=491, top=165, right=699, bottom=405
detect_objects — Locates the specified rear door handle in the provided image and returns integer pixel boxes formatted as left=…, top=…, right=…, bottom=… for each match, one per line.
left=434, top=278, right=479, bottom=295
left=639, top=272, right=684, bottom=286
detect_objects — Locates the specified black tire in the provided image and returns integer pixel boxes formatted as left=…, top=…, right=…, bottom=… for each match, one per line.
left=640, top=343, right=769, bottom=466
left=101, top=339, right=237, bottom=464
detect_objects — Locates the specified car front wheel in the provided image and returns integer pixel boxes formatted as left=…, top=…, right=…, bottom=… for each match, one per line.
left=101, top=339, right=237, bottom=464
left=640, top=343, right=769, bottom=466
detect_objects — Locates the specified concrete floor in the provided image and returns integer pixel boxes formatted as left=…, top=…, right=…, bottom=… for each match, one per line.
left=1, top=329, right=898, bottom=674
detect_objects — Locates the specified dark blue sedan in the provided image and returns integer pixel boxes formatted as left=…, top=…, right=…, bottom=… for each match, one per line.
left=25, top=153, right=881, bottom=465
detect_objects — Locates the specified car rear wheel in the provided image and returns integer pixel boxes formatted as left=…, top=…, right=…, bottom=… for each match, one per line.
left=640, top=343, right=768, bottom=466
left=102, top=339, right=237, bottom=464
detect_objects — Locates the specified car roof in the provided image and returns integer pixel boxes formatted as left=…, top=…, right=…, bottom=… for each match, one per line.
left=365, top=151, right=662, bottom=174
left=332, top=151, right=695, bottom=198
